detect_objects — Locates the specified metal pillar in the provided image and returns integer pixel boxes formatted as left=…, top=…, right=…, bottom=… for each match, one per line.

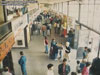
left=67, top=1, right=69, bottom=16
left=62, top=2, right=63, bottom=13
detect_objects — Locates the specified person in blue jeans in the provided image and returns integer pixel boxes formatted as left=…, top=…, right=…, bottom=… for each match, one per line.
left=18, top=51, right=27, bottom=75
left=44, top=36, right=49, bottom=53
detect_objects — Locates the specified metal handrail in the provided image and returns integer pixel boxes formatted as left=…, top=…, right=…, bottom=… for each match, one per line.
left=76, top=20, right=100, bottom=35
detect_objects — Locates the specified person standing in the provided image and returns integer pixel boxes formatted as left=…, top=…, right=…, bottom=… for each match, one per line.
left=53, top=43, right=59, bottom=60
left=50, top=39, right=56, bottom=59
left=2, top=67, right=12, bottom=75
left=54, top=23, right=57, bottom=34
left=58, top=58, right=70, bottom=75
left=47, top=64, right=54, bottom=75
left=42, top=25, right=46, bottom=36
left=44, top=36, right=49, bottom=54
left=59, top=43, right=64, bottom=60
left=48, top=23, right=52, bottom=35
left=18, top=51, right=27, bottom=75
left=83, top=47, right=88, bottom=59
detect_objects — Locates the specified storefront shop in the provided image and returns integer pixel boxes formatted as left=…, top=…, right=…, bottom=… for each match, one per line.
left=11, top=14, right=29, bottom=48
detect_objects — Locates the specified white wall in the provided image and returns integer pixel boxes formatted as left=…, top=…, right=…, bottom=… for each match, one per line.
left=11, top=14, right=28, bottom=48
left=63, top=2, right=68, bottom=15
left=50, top=0, right=100, bottom=51
left=13, top=30, right=25, bottom=47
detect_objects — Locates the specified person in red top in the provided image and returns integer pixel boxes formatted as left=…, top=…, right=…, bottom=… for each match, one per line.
left=82, top=62, right=91, bottom=75
left=44, top=36, right=49, bottom=54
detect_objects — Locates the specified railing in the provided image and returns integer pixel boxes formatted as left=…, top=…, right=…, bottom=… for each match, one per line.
left=76, top=20, right=100, bottom=35
left=0, top=22, right=12, bottom=41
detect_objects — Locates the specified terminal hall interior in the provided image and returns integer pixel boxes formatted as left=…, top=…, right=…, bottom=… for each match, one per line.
left=0, top=0, right=100, bottom=75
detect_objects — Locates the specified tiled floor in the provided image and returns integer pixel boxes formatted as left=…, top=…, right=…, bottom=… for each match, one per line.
left=11, top=31, right=98, bottom=75
left=11, top=32, right=78, bottom=75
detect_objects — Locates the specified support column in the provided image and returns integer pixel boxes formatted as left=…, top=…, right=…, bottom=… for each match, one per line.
left=0, top=0, right=7, bottom=24
left=74, top=3, right=81, bottom=49
left=0, top=4, right=5, bottom=23
left=62, top=2, right=63, bottom=13
left=67, top=1, right=69, bottom=16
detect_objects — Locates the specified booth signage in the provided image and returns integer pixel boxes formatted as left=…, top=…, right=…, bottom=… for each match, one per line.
left=0, top=34, right=15, bottom=62
left=11, top=14, right=28, bottom=37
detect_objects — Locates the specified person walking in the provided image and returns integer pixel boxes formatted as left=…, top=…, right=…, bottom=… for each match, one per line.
left=2, top=67, right=12, bottom=75
left=58, top=58, right=70, bottom=75
left=47, top=64, right=54, bottom=75
left=76, top=60, right=81, bottom=74
left=67, top=28, right=74, bottom=47
left=47, top=24, right=51, bottom=36
left=44, top=36, right=49, bottom=54
left=37, top=22, right=41, bottom=35
left=18, top=51, right=27, bottom=75
left=54, top=22, right=57, bottom=34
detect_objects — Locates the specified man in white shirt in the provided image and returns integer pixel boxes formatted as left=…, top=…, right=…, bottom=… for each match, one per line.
left=47, top=64, right=54, bottom=75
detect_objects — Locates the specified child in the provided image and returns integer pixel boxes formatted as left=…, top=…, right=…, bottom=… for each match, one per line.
left=47, top=64, right=54, bottom=75
left=76, top=60, right=81, bottom=73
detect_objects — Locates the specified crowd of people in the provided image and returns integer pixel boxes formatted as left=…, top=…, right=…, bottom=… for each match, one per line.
left=31, top=10, right=75, bottom=45
left=38, top=10, right=99, bottom=75
left=1, top=10, right=100, bottom=75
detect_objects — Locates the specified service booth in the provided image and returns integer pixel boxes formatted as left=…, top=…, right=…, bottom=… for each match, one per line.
left=11, top=14, right=29, bottom=48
